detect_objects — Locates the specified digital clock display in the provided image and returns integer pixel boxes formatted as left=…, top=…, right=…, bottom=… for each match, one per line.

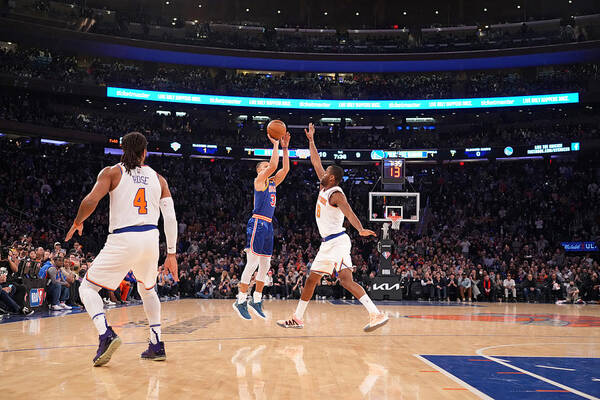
left=382, top=158, right=405, bottom=184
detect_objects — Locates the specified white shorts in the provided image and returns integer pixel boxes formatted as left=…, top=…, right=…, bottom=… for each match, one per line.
left=86, top=229, right=159, bottom=291
left=310, top=234, right=353, bottom=275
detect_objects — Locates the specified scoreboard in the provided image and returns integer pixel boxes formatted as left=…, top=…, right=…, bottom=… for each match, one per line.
left=382, top=158, right=405, bottom=184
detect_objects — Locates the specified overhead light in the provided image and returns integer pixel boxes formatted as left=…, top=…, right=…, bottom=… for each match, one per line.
left=483, top=7, right=487, bottom=11
left=517, top=5, right=521, bottom=8
left=403, top=11, right=407, bottom=15
left=355, top=12, right=359, bottom=16
left=245, top=8, right=249, bottom=12
left=198, top=4, right=202, bottom=7
left=173, top=17, right=177, bottom=20
left=324, top=11, right=328, bottom=15
left=435, top=10, right=439, bottom=14
left=165, top=1, right=169, bottom=4
left=170, top=142, right=181, bottom=151
left=277, top=10, right=281, bottom=14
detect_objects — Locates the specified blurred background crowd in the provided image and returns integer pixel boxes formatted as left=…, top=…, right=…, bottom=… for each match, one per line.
left=1, top=140, right=598, bottom=315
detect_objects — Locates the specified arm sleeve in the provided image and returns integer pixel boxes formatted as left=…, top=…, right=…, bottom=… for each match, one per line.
left=159, top=196, right=178, bottom=254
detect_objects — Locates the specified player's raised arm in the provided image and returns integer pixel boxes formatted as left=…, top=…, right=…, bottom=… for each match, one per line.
left=305, top=122, right=325, bottom=180
left=274, top=131, right=291, bottom=186
left=65, top=166, right=117, bottom=241
left=158, top=174, right=178, bottom=282
left=255, top=135, right=280, bottom=190
left=329, top=191, right=376, bottom=237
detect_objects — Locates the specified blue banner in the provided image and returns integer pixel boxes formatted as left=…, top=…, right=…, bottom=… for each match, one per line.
left=561, top=242, right=598, bottom=252
left=107, top=87, right=579, bottom=111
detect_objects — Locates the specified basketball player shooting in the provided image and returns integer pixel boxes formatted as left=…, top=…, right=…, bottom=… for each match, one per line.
left=277, top=123, right=388, bottom=332
left=233, top=130, right=291, bottom=320
left=65, top=132, right=178, bottom=366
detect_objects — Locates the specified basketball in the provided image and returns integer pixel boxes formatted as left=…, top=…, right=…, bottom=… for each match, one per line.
left=267, top=119, right=286, bottom=140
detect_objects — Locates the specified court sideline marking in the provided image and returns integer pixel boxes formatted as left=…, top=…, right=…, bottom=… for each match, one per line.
left=413, top=354, right=493, bottom=400
left=475, top=342, right=600, bottom=400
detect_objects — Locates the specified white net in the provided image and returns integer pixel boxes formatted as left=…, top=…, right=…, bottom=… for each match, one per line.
left=389, top=216, right=402, bottom=230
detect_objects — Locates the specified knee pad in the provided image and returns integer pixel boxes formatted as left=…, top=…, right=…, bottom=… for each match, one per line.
left=256, top=257, right=271, bottom=282
left=241, top=253, right=260, bottom=285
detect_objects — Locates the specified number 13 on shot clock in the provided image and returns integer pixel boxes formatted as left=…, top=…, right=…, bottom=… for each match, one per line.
left=381, top=158, right=405, bottom=184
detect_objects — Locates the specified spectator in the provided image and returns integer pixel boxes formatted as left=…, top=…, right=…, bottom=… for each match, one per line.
left=421, top=271, right=434, bottom=301
left=523, top=273, right=541, bottom=303
left=458, top=272, right=472, bottom=302
left=479, top=274, right=495, bottom=302
left=45, top=256, right=71, bottom=310
left=446, top=273, right=458, bottom=301
left=565, top=281, right=584, bottom=304
left=503, top=274, right=517, bottom=302
left=433, top=272, right=447, bottom=301
left=0, top=270, right=34, bottom=315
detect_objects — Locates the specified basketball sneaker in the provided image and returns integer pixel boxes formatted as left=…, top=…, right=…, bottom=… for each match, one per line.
left=276, top=315, right=304, bottom=329
left=248, top=298, right=266, bottom=320
left=141, top=341, right=166, bottom=361
left=93, top=326, right=122, bottom=367
left=21, top=306, right=34, bottom=316
left=363, top=313, right=389, bottom=332
left=232, top=300, right=251, bottom=320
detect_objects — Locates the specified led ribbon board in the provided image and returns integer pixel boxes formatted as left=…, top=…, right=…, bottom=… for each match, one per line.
left=107, top=87, right=579, bottom=111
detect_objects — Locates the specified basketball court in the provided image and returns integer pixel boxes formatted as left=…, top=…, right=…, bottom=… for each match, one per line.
left=2, top=300, right=599, bottom=399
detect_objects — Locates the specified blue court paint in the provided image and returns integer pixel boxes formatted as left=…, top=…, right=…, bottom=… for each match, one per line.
left=421, top=355, right=600, bottom=399
left=500, top=356, right=600, bottom=397
left=329, top=299, right=484, bottom=307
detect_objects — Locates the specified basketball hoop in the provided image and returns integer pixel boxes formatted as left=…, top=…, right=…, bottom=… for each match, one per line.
left=389, top=215, right=402, bottom=230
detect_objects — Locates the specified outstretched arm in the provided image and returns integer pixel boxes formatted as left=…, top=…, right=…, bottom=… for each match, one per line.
left=274, top=132, right=290, bottom=186
left=65, top=166, right=115, bottom=241
left=305, top=123, right=325, bottom=180
left=329, top=192, right=376, bottom=237
left=255, top=135, right=280, bottom=190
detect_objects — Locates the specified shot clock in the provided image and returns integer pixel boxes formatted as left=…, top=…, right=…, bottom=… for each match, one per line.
left=382, top=158, right=405, bottom=184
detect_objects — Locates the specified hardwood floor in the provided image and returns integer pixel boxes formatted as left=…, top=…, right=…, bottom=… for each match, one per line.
left=2, top=299, right=599, bottom=399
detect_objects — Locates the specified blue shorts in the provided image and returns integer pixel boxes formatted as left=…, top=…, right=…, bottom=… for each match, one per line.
left=245, top=215, right=274, bottom=257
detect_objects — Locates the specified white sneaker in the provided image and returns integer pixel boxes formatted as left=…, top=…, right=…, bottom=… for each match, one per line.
left=60, top=302, right=72, bottom=310
left=364, top=313, right=389, bottom=332
left=50, top=304, right=63, bottom=311
left=276, top=315, right=304, bottom=329
left=106, top=299, right=116, bottom=306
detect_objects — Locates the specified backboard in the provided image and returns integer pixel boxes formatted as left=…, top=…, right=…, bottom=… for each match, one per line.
left=369, top=192, right=420, bottom=223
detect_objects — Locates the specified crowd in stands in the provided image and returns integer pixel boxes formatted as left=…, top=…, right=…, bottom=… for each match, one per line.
left=5, top=1, right=597, bottom=53
left=0, top=91, right=598, bottom=150
left=1, top=45, right=598, bottom=100
left=1, top=139, right=598, bottom=317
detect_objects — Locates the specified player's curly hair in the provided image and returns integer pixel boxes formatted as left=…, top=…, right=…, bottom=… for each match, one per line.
left=121, top=132, right=148, bottom=174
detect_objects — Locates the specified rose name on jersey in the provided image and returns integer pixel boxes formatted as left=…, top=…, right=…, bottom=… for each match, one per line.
left=132, top=175, right=149, bottom=185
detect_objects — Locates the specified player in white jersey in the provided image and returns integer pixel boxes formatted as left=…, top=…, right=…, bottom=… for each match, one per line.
left=65, top=132, right=178, bottom=366
left=277, top=123, right=388, bottom=332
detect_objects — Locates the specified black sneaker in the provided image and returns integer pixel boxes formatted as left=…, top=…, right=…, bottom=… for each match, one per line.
left=93, top=326, right=122, bottom=367
left=141, top=341, right=166, bottom=361
left=21, top=307, right=34, bottom=316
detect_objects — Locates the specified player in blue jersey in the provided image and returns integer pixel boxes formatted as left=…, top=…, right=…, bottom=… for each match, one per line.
left=233, top=131, right=290, bottom=320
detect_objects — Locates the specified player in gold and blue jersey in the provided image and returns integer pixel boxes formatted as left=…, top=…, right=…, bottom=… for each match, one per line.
left=233, top=131, right=290, bottom=320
